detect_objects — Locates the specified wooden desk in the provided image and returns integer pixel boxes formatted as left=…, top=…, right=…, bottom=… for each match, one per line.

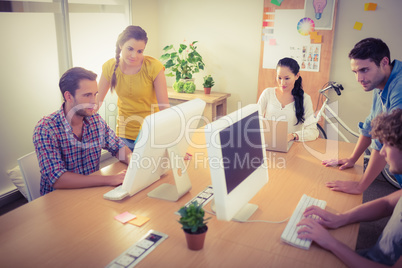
left=168, top=88, right=231, bottom=124
left=0, top=134, right=363, bottom=267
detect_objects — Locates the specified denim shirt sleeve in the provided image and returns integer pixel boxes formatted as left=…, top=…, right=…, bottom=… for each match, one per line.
left=358, top=89, right=383, bottom=151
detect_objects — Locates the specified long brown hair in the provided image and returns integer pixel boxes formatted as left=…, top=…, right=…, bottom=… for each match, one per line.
left=110, top=26, right=148, bottom=91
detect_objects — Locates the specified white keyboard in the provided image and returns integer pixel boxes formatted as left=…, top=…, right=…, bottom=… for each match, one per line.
left=175, top=185, right=213, bottom=215
left=281, top=194, right=327, bottom=250
left=103, top=185, right=129, bottom=201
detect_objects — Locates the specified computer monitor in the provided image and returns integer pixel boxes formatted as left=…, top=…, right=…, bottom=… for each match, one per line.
left=117, top=98, right=206, bottom=201
left=205, top=104, right=269, bottom=221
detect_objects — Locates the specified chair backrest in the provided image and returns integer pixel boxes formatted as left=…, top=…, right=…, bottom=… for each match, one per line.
left=17, top=151, right=41, bottom=202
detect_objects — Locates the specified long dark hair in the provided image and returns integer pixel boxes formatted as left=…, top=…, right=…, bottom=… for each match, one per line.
left=277, top=57, right=305, bottom=125
left=111, top=26, right=148, bottom=91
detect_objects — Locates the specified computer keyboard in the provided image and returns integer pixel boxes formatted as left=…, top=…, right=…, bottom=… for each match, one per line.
left=103, top=185, right=129, bottom=201
left=175, top=185, right=214, bottom=215
left=281, top=194, right=327, bottom=250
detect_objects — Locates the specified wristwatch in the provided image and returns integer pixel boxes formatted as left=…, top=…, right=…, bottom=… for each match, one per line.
left=292, top=133, right=297, bottom=141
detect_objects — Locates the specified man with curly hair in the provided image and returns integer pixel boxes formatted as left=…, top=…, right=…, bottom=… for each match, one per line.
left=296, top=109, right=402, bottom=267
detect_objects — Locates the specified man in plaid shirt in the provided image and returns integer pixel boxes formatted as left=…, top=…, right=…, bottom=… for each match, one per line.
left=33, top=67, right=132, bottom=195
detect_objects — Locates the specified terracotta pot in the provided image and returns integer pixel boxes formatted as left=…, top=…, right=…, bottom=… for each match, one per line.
left=204, top=87, right=211, bottom=94
left=184, top=226, right=208, bottom=250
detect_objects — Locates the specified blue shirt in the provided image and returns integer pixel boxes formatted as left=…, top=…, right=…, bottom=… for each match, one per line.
left=33, top=105, right=125, bottom=195
left=359, top=60, right=402, bottom=151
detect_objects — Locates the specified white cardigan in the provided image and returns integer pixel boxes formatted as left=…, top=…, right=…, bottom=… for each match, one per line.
left=257, top=88, right=319, bottom=142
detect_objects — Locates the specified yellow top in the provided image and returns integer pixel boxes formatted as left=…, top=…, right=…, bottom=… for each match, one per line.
left=102, top=56, right=164, bottom=140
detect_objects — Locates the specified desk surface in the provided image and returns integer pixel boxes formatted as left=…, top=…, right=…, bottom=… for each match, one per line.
left=0, top=134, right=363, bottom=267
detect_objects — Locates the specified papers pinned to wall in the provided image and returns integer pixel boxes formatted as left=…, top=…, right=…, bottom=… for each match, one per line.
left=262, top=9, right=321, bottom=72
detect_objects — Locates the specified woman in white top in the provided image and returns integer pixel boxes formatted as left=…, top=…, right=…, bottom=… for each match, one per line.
left=258, top=57, right=318, bottom=142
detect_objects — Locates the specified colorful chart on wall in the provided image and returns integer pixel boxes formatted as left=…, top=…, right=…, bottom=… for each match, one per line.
left=297, top=17, right=315, bottom=36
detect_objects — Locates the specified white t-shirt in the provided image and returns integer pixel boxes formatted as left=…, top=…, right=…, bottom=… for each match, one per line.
left=257, top=88, right=319, bottom=142
left=364, top=196, right=402, bottom=265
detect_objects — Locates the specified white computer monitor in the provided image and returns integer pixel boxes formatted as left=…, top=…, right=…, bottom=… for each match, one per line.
left=120, top=98, right=206, bottom=201
left=205, top=104, right=269, bottom=221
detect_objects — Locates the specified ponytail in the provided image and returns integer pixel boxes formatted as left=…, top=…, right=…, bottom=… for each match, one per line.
left=292, top=76, right=305, bottom=125
left=111, top=45, right=121, bottom=92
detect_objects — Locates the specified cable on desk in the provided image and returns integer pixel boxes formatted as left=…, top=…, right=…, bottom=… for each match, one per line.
left=204, top=209, right=290, bottom=224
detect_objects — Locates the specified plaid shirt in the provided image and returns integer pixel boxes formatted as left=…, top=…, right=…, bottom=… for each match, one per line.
left=33, top=105, right=125, bottom=195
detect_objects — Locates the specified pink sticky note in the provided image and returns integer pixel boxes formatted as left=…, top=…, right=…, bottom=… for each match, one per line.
left=114, top=212, right=136, bottom=223
left=269, top=39, right=277, bottom=46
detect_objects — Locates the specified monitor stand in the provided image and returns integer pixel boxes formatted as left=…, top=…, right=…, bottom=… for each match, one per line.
left=147, top=146, right=192, bottom=202
left=211, top=200, right=258, bottom=222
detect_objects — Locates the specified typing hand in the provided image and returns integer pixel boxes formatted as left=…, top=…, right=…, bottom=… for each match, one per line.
left=287, top=133, right=294, bottom=142
left=326, top=180, right=363, bottom=195
left=297, top=218, right=337, bottom=250
left=109, top=170, right=127, bottom=186
left=303, top=206, right=344, bottom=229
left=322, top=158, right=355, bottom=170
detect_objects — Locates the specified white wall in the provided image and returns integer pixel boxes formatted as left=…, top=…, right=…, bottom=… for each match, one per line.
left=330, top=0, right=402, bottom=142
left=133, top=0, right=264, bottom=114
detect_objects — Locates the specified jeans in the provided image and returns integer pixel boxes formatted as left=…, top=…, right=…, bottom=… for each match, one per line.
left=120, top=137, right=136, bottom=152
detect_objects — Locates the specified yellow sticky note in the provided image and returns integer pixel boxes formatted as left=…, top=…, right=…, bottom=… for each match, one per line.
left=312, top=35, right=322, bottom=43
left=364, top=3, right=377, bottom=11
left=128, top=215, right=150, bottom=227
left=310, top=31, right=318, bottom=39
left=354, top=22, right=363, bottom=31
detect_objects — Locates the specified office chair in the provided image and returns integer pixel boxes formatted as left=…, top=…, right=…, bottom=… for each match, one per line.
left=17, top=151, right=41, bottom=202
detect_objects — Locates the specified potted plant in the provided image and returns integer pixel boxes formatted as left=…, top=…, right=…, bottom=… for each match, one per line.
left=160, top=41, right=205, bottom=93
left=178, top=201, right=210, bottom=250
left=202, top=75, right=215, bottom=94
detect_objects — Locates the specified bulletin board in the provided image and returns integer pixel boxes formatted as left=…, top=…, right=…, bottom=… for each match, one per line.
left=257, top=0, right=338, bottom=116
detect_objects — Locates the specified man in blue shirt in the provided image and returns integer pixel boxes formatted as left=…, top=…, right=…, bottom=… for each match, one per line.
left=322, top=38, right=402, bottom=194
left=298, top=109, right=402, bottom=267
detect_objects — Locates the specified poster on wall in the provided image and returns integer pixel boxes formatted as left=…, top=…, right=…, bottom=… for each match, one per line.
left=300, top=44, right=321, bottom=71
left=304, top=0, right=335, bottom=30
left=263, top=9, right=321, bottom=72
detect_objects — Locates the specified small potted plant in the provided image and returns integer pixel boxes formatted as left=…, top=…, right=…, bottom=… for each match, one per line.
left=202, top=75, right=215, bottom=94
left=178, top=201, right=210, bottom=250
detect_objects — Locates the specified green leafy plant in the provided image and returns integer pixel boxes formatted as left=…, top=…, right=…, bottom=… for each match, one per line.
left=173, top=80, right=196, bottom=93
left=160, top=41, right=205, bottom=82
left=178, top=201, right=210, bottom=234
left=202, top=75, right=215, bottom=88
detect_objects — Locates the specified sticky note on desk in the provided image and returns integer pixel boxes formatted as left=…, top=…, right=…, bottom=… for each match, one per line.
left=114, top=211, right=136, bottom=223
left=364, top=3, right=377, bottom=11
left=128, top=215, right=150, bottom=227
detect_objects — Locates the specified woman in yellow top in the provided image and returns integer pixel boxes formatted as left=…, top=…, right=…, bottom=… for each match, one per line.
left=98, top=26, right=170, bottom=151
